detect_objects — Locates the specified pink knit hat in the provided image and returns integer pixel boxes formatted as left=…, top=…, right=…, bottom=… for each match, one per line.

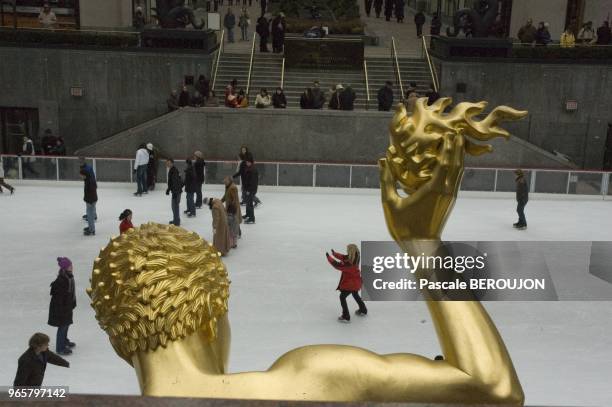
left=57, top=257, right=72, bottom=270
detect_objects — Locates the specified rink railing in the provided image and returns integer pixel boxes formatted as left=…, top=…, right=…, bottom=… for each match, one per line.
left=1, top=155, right=611, bottom=197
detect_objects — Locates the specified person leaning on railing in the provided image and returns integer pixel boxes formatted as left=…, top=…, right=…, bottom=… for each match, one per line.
left=534, top=22, right=551, bottom=46
left=38, top=3, right=57, bottom=29
left=595, top=21, right=611, bottom=45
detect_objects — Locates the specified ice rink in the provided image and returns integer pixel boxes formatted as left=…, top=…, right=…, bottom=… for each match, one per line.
left=1, top=180, right=611, bottom=406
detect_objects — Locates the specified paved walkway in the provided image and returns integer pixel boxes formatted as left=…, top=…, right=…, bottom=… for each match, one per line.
left=216, top=1, right=436, bottom=57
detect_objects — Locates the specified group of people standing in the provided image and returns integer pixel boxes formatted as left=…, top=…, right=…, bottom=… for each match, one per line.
left=518, top=18, right=612, bottom=47
left=364, top=0, right=405, bottom=23
left=168, top=75, right=218, bottom=112
left=376, top=81, right=439, bottom=112
left=299, top=81, right=356, bottom=111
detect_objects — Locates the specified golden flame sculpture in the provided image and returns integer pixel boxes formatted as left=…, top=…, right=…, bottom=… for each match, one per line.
left=89, top=99, right=527, bottom=404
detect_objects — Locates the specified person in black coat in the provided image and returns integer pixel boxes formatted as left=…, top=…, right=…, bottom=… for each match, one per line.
left=377, top=81, right=394, bottom=111
left=374, top=0, right=383, bottom=18
left=365, top=0, right=373, bottom=17
left=414, top=11, right=426, bottom=37
left=514, top=169, right=529, bottom=230
left=384, top=0, right=394, bottom=21
left=272, top=88, right=287, bottom=108
left=194, top=151, right=206, bottom=208
left=183, top=159, right=197, bottom=217
left=232, top=145, right=253, bottom=203
left=243, top=157, right=259, bottom=224
left=48, top=257, right=76, bottom=355
left=339, top=85, right=356, bottom=111
left=14, top=333, right=69, bottom=387
left=395, top=0, right=405, bottom=22
left=166, top=159, right=183, bottom=226
left=425, top=83, right=440, bottom=105
left=430, top=12, right=442, bottom=35
left=146, top=143, right=158, bottom=191
left=271, top=13, right=286, bottom=53
left=256, top=16, right=270, bottom=52
left=80, top=166, right=97, bottom=236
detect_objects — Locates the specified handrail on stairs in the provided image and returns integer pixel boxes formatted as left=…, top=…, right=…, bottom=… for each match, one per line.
left=363, top=59, right=371, bottom=110
left=421, top=35, right=440, bottom=92
left=391, top=36, right=404, bottom=99
left=280, top=57, right=286, bottom=89
left=211, top=29, right=225, bottom=91
left=246, top=31, right=257, bottom=100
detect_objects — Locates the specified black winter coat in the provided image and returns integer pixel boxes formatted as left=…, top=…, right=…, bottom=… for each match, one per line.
left=377, top=86, right=394, bottom=111
left=339, top=87, right=356, bottom=111
left=194, top=158, right=206, bottom=184
left=184, top=165, right=197, bottom=193
left=244, top=166, right=259, bottom=194
left=516, top=177, right=529, bottom=203
left=167, top=166, right=183, bottom=196
left=14, top=348, right=69, bottom=387
left=48, top=270, right=76, bottom=327
left=83, top=173, right=97, bottom=204
left=272, top=92, right=287, bottom=108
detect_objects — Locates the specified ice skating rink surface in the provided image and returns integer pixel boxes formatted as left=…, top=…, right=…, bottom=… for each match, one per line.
left=1, top=181, right=611, bottom=406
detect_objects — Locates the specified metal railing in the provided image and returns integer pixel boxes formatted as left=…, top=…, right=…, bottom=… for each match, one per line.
left=280, top=57, right=286, bottom=89
left=390, top=36, right=404, bottom=98
left=211, top=29, right=225, bottom=91
left=245, top=31, right=257, bottom=99
left=421, top=35, right=440, bottom=92
left=363, top=59, right=371, bottom=110
left=2, top=154, right=611, bottom=197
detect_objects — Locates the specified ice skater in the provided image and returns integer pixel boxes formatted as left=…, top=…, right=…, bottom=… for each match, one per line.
left=48, top=257, right=77, bottom=355
left=165, top=158, right=183, bottom=226
left=204, top=197, right=232, bottom=256
left=183, top=159, right=197, bottom=218
left=119, top=209, right=134, bottom=234
left=0, top=157, right=15, bottom=194
left=325, top=244, right=368, bottom=323
left=14, top=333, right=69, bottom=386
left=80, top=166, right=97, bottom=236
left=133, top=144, right=149, bottom=196
left=222, top=176, right=242, bottom=247
left=514, top=169, right=528, bottom=230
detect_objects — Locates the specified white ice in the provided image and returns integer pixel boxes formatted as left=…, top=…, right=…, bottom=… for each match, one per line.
left=1, top=181, right=611, bottom=406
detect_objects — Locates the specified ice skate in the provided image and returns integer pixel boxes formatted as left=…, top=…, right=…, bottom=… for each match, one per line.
left=337, top=316, right=350, bottom=323
left=355, top=310, right=367, bottom=317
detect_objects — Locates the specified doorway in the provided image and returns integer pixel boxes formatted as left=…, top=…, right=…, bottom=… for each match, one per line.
left=0, top=107, right=39, bottom=154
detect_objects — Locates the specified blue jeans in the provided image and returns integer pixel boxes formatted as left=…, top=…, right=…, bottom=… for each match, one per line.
left=517, top=201, right=527, bottom=226
left=186, top=192, right=196, bottom=215
left=56, top=325, right=69, bottom=352
left=136, top=165, right=147, bottom=194
left=171, top=193, right=181, bottom=226
left=86, top=202, right=97, bottom=232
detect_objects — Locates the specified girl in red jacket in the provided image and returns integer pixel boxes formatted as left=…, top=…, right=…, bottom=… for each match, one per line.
left=118, top=209, right=134, bottom=235
left=326, top=244, right=368, bottom=323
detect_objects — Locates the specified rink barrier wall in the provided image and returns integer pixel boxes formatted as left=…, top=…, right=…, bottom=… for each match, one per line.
left=2, top=154, right=611, bottom=197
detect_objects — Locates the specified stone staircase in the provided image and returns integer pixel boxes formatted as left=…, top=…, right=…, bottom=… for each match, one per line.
left=366, top=56, right=432, bottom=103
left=213, top=52, right=432, bottom=109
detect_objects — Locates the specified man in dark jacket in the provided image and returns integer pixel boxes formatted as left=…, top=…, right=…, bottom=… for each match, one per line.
left=596, top=21, right=611, bottom=45
left=310, top=81, right=325, bottom=109
left=339, top=85, right=356, bottom=111
left=243, top=158, right=258, bottom=224
left=224, top=8, right=236, bottom=43
left=374, top=0, right=383, bottom=18
left=256, top=16, right=270, bottom=52
left=48, top=257, right=76, bottom=355
left=430, top=12, right=442, bottom=35
left=384, top=0, right=394, bottom=21
left=271, top=13, right=286, bottom=53
left=514, top=169, right=529, bottom=230
left=377, top=81, right=394, bottom=111
left=183, top=159, right=197, bottom=217
left=166, top=158, right=183, bottom=226
left=14, top=333, right=69, bottom=387
left=194, top=151, right=206, bottom=208
left=146, top=143, right=158, bottom=191
left=414, top=10, right=426, bottom=37
left=80, top=166, right=97, bottom=236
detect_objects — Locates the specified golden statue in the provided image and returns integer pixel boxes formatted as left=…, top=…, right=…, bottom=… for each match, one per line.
left=89, top=98, right=528, bottom=404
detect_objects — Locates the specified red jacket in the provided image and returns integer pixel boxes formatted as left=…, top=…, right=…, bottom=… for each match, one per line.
left=326, top=250, right=362, bottom=291
left=119, top=219, right=134, bottom=235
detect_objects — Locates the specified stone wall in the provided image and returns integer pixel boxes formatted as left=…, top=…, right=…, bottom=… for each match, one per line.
left=75, top=107, right=571, bottom=169
left=435, top=58, right=612, bottom=169
left=0, top=46, right=213, bottom=154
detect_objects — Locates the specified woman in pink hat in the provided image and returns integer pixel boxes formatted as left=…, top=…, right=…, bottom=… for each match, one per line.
left=48, top=257, right=77, bottom=355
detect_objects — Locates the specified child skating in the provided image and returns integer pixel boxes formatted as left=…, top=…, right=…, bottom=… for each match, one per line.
left=118, top=209, right=134, bottom=234
left=325, top=244, right=368, bottom=323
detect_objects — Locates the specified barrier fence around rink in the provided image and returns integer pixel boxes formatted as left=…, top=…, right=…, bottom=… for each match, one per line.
left=1, top=154, right=612, bottom=198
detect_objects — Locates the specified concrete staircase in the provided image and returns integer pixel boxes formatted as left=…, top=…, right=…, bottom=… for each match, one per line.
left=213, top=52, right=432, bottom=109
left=366, top=56, right=432, bottom=103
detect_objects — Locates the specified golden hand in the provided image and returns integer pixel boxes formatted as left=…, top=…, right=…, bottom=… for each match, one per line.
left=380, top=131, right=465, bottom=244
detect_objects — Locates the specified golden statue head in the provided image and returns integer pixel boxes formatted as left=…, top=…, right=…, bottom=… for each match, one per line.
left=387, top=98, right=528, bottom=194
left=87, top=223, right=230, bottom=364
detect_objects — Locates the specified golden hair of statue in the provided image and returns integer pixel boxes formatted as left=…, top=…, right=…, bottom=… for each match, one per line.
left=90, top=98, right=528, bottom=404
